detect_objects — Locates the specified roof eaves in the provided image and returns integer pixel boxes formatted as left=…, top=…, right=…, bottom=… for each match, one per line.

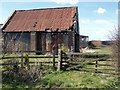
left=80, top=35, right=89, bottom=37
left=1, top=10, right=16, bottom=31
left=15, top=6, right=78, bottom=12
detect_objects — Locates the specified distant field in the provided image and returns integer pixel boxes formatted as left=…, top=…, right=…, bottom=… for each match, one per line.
left=91, top=46, right=112, bottom=54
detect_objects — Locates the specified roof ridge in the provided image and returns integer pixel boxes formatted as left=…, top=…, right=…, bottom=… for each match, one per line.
left=16, top=6, right=77, bottom=12
left=3, top=6, right=78, bottom=32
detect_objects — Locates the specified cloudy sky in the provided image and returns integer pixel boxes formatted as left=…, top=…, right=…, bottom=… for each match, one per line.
left=0, top=0, right=118, bottom=41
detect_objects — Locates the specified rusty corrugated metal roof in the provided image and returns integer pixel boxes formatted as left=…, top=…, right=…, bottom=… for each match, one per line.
left=3, top=7, right=77, bottom=32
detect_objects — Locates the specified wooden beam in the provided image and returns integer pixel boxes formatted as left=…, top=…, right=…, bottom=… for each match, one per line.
left=58, top=49, right=62, bottom=71
left=66, top=58, right=105, bottom=70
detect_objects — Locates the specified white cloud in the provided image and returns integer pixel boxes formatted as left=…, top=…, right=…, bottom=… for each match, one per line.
left=52, top=0, right=79, bottom=5
left=52, top=0, right=62, bottom=4
left=95, top=20, right=108, bottom=23
left=81, top=19, right=114, bottom=26
left=80, top=19, right=115, bottom=40
left=69, top=0, right=79, bottom=4
left=97, top=8, right=106, bottom=14
left=94, top=27, right=113, bottom=41
left=0, top=0, right=119, bottom=2
left=94, top=20, right=114, bottom=26
left=86, top=27, right=112, bottom=41
left=81, top=19, right=90, bottom=23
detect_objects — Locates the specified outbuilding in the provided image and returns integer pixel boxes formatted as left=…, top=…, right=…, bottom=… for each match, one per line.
left=1, top=7, right=80, bottom=54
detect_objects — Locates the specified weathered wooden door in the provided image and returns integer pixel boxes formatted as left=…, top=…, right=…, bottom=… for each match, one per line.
left=43, top=36, right=46, bottom=51
left=36, top=33, right=42, bottom=54
left=57, top=35, right=62, bottom=49
left=51, top=35, right=58, bottom=54
left=51, top=34, right=62, bottom=54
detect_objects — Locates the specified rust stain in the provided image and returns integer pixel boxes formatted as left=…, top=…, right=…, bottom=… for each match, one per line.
left=43, top=36, right=46, bottom=51
left=4, top=7, right=77, bottom=32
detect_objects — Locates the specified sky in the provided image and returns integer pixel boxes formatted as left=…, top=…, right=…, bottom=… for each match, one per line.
left=0, top=0, right=118, bottom=41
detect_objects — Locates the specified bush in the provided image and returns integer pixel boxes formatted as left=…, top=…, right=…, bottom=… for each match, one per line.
left=61, top=46, right=68, bottom=52
left=110, top=27, right=120, bottom=74
left=15, top=65, right=42, bottom=83
left=3, top=64, right=43, bottom=84
left=23, top=52, right=29, bottom=66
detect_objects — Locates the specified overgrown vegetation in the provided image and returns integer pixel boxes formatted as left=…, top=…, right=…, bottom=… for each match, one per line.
left=2, top=46, right=119, bottom=88
left=110, top=28, right=120, bottom=74
left=2, top=71, right=119, bottom=88
left=2, top=62, right=56, bottom=88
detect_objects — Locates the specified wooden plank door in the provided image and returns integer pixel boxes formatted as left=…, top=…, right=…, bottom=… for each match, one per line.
left=51, top=34, right=58, bottom=54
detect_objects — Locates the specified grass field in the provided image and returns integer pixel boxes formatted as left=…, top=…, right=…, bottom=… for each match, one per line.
left=1, top=46, right=120, bottom=89
left=2, top=71, right=119, bottom=88
left=92, top=46, right=112, bottom=54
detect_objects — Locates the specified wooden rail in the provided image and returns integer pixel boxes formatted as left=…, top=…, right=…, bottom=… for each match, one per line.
left=3, top=50, right=52, bottom=53
left=1, top=50, right=117, bottom=75
left=66, top=58, right=108, bottom=70
left=61, top=52, right=117, bottom=75
left=87, top=63, right=113, bottom=66
left=0, top=56, right=58, bottom=60
left=81, top=67, right=116, bottom=71
left=0, top=61, right=58, bottom=66
left=1, top=50, right=58, bottom=73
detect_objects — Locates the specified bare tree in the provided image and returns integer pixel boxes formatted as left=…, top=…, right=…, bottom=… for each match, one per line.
left=111, top=27, right=120, bottom=75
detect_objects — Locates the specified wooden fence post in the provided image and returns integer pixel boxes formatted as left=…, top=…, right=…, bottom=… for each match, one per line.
left=53, top=50, right=55, bottom=68
left=95, top=60, right=98, bottom=73
left=58, top=49, right=62, bottom=71
left=21, top=52, right=23, bottom=68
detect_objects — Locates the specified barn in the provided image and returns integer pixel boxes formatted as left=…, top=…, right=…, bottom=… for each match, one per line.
left=0, top=24, right=3, bottom=39
left=80, top=35, right=89, bottom=48
left=1, top=7, right=80, bottom=54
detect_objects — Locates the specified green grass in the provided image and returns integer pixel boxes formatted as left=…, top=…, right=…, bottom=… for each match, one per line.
left=84, top=46, right=115, bottom=73
left=2, top=46, right=119, bottom=88
left=84, top=59, right=116, bottom=73
left=91, top=46, right=112, bottom=54
left=2, top=71, right=119, bottom=88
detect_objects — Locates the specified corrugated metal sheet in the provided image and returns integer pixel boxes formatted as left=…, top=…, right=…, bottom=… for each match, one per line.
left=4, top=7, right=77, bottom=32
